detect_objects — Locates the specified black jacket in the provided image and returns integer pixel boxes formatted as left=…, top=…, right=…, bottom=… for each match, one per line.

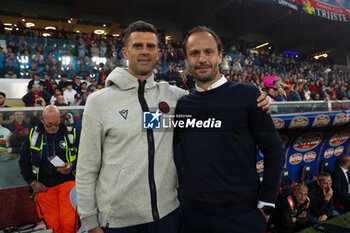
left=275, top=193, right=310, bottom=229
left=19, top=123, right=78, bottom=188
left=307, top=180, right=334, bottom=218
left=332, top=166, right=350, bottom=208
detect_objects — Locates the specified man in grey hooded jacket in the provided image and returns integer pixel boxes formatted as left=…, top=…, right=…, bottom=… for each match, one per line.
left=76, top=20, right=270, bottom=233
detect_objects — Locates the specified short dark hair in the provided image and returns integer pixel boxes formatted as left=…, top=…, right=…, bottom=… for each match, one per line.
left=182, top=26, right=223, bottom=58
left=338, top=155, right=350, bottom=166
left=123, top=20, right=158, bottom=46
left=317, top=172, right=331, bottom=181
left=0, top=92, right=6, bottom=98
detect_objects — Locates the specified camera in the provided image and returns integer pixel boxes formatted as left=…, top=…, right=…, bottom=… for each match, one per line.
left=36, top=100, right=43, bottom=106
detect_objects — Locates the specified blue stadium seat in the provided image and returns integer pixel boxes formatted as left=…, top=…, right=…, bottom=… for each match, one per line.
left=300, top=164, right=316, bottom=185
left=319, top=160, right=332, bottom=175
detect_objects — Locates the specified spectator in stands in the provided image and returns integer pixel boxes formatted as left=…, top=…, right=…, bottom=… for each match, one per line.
left=50, top=87, right=67, bottom=106
left=77, top=64, right=89, bottom=80
left=27, top=74, right=44, bottom=91
left=0, top=92, right=9, bottom=108
left=63, top=64, right=76, bottom=80
left=87, top=78, right=97, bottom=92
left=276, top=87, right=287, bottom=101
left=70, top=93, right=85, bottom=106
left=19, top=105, right=79, bottom=233
left=332, top=154, right=350, bottom=212
left=100, top=41, right=108, bottom=57
left=50, top=64, right=61, bottom=79
left=77, top=38, right=88, bottom=59
left=31, top=50, right=44, bottom=64
left=165, top=64, right=180, bottom=85
left=307, top=172, right=337, bottom=224
left=155, top=64, right=166, bottom=82
left=56, top=95, right=68, bottom=106
left=63, top=82, right=77, bottom=105
left=289, top=84, right=301, bottom=101
left=58, top=74, right=68, bottom=90
left=25, top=63, right=39, bottom=79
left=90, top=42, right=99, bottom=57
left=105, top=63, right=115, bottom=77
left=274, top=184, right=311, bottom=233
left=41, top=64, right=51, bottom=77
left=4, top=60, right=20, bottom=79
left=0, top=46, right=5, bottom=60
left=97, top=63, right=107, bottom=85
left=72, top=76, right=82, bottom=92
left=166, top=47, right=177, bottom=63
left=79, top=82, right=88, bottom=97
left=22, top=83, right=51, bottom=107
left=5, top=111, right=30, bottom=134
left=0, top=112, right=10, bottom=148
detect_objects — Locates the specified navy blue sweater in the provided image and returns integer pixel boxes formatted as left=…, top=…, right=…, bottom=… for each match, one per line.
left=175, top=81, right=285, bottom=216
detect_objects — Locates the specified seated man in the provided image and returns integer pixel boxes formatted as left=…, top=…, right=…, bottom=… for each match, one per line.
left=274, top=184, right=311, bottom=233
left=307, top=172, right=337, bottom=224
left=332, top=154, right=350, bottom=212
left=5, top=111, right=31, bottom=134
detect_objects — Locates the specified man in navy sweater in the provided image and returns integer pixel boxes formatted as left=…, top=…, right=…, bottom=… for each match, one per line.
left=175, top=26, right=285, bottom=233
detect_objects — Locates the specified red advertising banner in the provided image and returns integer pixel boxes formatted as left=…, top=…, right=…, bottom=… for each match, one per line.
left=300, top=0, right=349, bottom=22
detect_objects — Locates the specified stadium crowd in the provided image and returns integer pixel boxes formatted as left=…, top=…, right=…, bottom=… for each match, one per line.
left=0, top=30, right=350, bottom=107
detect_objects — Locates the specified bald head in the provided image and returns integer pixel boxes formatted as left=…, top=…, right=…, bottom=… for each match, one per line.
left=41, top=105, right=61, bottom=134
left=42, top=105, right=60, bottom=118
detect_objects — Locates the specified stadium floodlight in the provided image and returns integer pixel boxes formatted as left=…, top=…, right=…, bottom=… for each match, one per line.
left=113, top=34, right=120, bottom=37
left=255, top=42, right=269, bottom=49
left=22, top=19, right=25, bottom=22
left=45, top=26, right=56, bottom=30
left=4, top=23, right=12, bottom=26
left=94, top=29, right=105, bottom=35
left=42, top=33, right=51, bottom=37
left=314, top=53, right=327, bottom=59
left=26, top=22, right=35, bottom=27
left=4, top=27, right=13, bottom=31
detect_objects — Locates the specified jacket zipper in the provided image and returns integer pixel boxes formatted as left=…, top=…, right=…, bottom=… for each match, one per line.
left=137, top=79, right=160, bottom=222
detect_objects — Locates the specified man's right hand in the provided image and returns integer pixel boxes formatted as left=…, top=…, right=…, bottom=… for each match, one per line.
left=323, top=187, right=333, bottom=201
left=30, top=181, right=48, bottom=193
left=88, top=227, right=104, bottom=233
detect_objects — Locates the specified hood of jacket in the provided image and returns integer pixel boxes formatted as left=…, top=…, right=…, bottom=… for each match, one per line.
left=105, top=67, right=156, bottom=91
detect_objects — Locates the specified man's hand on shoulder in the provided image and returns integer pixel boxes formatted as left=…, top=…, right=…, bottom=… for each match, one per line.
left=257, top=91, right=271, bottom=114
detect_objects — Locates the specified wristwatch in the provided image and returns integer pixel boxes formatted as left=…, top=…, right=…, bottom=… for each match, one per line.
left=261, top=206, right=275, bottom=216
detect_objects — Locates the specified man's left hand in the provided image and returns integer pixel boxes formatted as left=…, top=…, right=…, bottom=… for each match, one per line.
left=318, top=214, right=328, bottom=222
left=257, top=91, right=271, bottom=114
left=57, top=163, right=73, bottom=174
left=259, top=208, right=270, bottom=223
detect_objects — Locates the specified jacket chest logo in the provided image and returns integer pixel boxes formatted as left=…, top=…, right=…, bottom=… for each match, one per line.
left=59, top=140, right=66, bottom=149
left=119, top=109, right=128, bottom=120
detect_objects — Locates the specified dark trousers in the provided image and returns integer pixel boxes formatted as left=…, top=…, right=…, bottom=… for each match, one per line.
left=184, top=205, right=267, bottom=233
left=103, top=208, right=181, bottom=233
